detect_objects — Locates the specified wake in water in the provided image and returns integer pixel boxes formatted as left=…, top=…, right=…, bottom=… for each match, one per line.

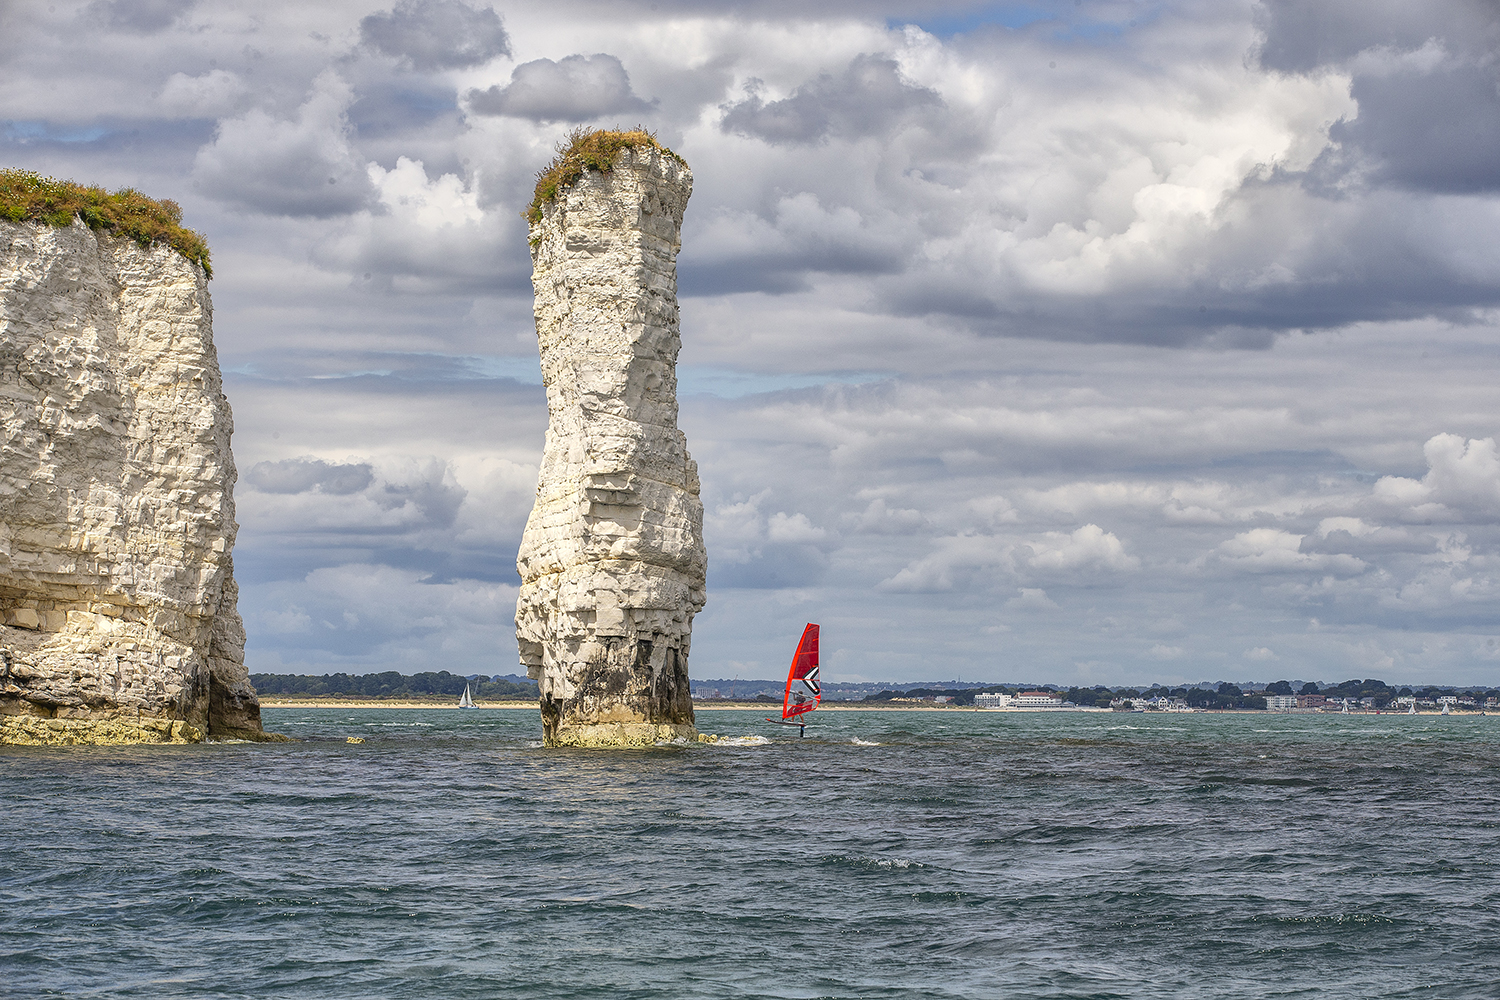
left=707, top=735, right=772, bottom=747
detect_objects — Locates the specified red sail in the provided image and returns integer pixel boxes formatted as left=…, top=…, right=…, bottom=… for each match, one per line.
left=782, top=623, right=821, bottom=719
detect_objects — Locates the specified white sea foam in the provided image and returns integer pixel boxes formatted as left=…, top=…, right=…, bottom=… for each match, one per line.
left=712, top=735, right=772, bottom=747
left=851, top=737, right=881, bottom=746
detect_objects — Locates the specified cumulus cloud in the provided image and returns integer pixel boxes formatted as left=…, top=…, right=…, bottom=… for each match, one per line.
left=1027, top=524, right=1140, bottom=574
left=1257, top=0, right=1500, bottom=194
left=720, top=53, right=942, bottom=145
left=1243, top=646, right=1278, bottom=661
left=1006, top=588, right=1060, bottom=612
left=682, top=191, right=913, bottom=294
left=467, top=54, right=653, bottom=122
left=192, top=71, right=374, bottom=217
left=705, top=492, right=838, bottom=588
left=238, top=456, right=469, bottom=544
left=1215, top=529, right=1367, bottom=575
left=247, top=564, right=517, bottom=666
left=879, top=523, right=1136, bottom=593
left=157, top=70, right=249, bottom=117
left=849, top=497, right=927, bottom=535
left=379, top=457, right=469, bottom=528
left=877, top=535, right=1012, bottom=593
left=1373, top=434, right=1500, bottom=520
left=359, top=0, right=511, bottom=71
left=244, top=458, right=375, bottom=495
left=306, top=156, right=509, bottom=293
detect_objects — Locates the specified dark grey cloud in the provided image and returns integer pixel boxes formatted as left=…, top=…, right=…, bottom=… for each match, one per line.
left=720, top=53, right=942, bottom=145
left=192, top=73, right=374, bottom=217
left=1333, top=65, right=1500, bottom=194
left=1258, top=0, right=1500, bottom=194
left=709, top=543, right=832, bottom=589
left=245, top=459, right=375, bottom=495
left=380, top=473, right=468, bottom=528
left=347, top=81, right=460, bottom=140
left=466, top=54, right=654, bottom=122
left=86, top=0, right=196, bottom=33
left=1255, top=0, right=1495, bottom=71
left=359, top=0, right=511, bottom=72
left=680, top=210, right=911, bottom=296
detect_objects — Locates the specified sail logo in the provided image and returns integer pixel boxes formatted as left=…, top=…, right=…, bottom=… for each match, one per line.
left=799, top=666, right=820, bottom=697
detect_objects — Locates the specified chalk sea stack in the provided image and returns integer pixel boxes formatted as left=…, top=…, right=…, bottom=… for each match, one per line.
left=516, top=131, right=707, bottom=748
left=0, top=171, right=269, bottom=745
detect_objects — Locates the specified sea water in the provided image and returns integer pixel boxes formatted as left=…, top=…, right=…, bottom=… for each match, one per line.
left=4, top=708, right=1499, bottom=999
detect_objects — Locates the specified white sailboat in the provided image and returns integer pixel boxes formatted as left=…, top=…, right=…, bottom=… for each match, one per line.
left=1408, top=700, right=1416, bottom=715
left=1341, top=699, right=1350, bottom=715
left=1441, top=701, right=1450, bottom=716
left=458, top=683, right=477, bottom=709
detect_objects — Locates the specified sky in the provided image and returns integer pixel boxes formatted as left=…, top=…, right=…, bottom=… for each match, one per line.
left=4, top=0, right=1500, bottom=687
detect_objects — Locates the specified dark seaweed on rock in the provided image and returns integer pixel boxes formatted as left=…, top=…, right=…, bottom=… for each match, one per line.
left=0, top=169, right=212, bottom=277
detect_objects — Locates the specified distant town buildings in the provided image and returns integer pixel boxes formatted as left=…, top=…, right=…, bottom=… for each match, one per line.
left=1015, top=690, right=1063, bottom=707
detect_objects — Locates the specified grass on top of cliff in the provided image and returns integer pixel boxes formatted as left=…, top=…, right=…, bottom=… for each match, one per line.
left=526, top=127, right=685, bottom=225
left=0, top=169, right=212, bottom=277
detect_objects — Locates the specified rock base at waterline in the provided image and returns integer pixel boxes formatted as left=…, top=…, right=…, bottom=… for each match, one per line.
left=0, top=714, right=292, bottom=745
left=543, top=721, right=699, bottom=749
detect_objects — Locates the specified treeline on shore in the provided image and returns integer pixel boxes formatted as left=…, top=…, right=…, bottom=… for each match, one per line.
left=859, top=678, right=1500, bottom=710
left=250, top=671, right=538, bottom=700
left=251, top=671, right=1500, bottom=708
left=857, top=683, right=1267, bottom=709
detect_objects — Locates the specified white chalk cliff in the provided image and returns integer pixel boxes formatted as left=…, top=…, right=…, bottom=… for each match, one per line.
left=0, top=219, right=265, bottom=743
left=516, top=142, right=707, bottom=747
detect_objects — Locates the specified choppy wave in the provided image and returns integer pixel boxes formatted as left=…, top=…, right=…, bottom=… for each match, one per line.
left=4, top=707, right=1499, bottom=999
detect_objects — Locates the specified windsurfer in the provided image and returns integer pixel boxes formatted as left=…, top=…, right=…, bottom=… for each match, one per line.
left=768, top=623, right=821, bottom=735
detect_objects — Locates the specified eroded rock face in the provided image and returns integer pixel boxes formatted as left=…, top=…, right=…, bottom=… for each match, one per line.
left=516, top=146, right=706, bottom=748
left=0, top=219, right=264, bottom=743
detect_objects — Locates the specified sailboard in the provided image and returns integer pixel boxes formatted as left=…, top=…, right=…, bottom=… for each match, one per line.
left=458, top=683, right=476, bottom=709
left=767, top=623, right=820, bottom=729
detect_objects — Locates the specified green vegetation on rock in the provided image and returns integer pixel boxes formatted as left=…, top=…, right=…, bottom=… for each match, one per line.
left=525, top=126, right=684, bottom=225
left=0, top=169, right=212, bottom=277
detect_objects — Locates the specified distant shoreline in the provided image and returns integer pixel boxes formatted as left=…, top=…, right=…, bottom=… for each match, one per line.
left=256, top=699, right=1486, bottom=715
left=259, top=699, right=537, bottom=709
